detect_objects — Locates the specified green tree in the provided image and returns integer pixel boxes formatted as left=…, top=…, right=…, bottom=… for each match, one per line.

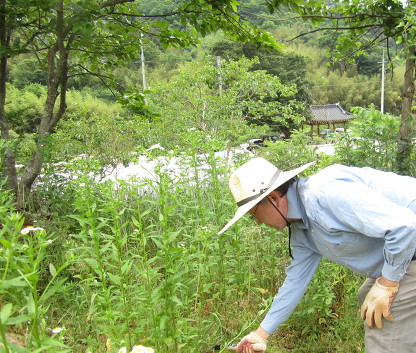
left=269, top=0, right=415, bottom=174
left=307, top=66, right=404, bottom=116
left=0, top=0, right=281, bottom=204
left=9, top=58, right=47, bottom=88
left=335, top=106, right=403, bottom=171
left=147, top=57, right=305, bottom=149
left=210, top=38, right=313, bottom=103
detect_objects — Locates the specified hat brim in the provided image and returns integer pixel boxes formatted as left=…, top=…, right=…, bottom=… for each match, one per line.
left=218, top=162, right=315, bottom=234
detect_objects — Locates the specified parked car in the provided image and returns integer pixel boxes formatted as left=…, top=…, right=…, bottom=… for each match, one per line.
left=246, top=135, right=283, bottom=151
left=335, top=128, right=352, bottom=135
left=263, top=135, right=282, bottom=142
left=247, top=138, right=265, bottom=151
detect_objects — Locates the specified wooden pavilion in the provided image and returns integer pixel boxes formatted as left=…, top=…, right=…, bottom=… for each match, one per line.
left=305, top=102, right=353, bottom=137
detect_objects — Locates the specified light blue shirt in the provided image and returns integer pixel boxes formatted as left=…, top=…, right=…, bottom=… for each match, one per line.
left=261, top=164, right=416, bottom=334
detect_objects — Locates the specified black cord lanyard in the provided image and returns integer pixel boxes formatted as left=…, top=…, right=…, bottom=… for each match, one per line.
left=265, top=196, right=293, bottom=259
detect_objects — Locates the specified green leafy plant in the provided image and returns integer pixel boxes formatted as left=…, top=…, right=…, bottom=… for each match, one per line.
left=334, top=106, right=415, bottom=173
left=3, top=126, right=367, bottom=353
left=255, top=130, right=319, bottom=171
left=0, top=180, right=70, bottom=352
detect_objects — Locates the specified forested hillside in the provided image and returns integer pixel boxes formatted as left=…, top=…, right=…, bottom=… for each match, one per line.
left=2, top=0, right=410, bottom=169
left=3, top=0, right=406, bottom=169
left=0, top=1, right=415, bottom=352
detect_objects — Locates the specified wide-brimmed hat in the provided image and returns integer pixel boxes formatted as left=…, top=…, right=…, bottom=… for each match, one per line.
left=218, top=158, right=315, bottom=234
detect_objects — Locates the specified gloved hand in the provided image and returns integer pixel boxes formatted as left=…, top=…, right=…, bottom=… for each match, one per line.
left=236, top=332, right=268, bottom=353
left=360, top=277, right=399, bottom=329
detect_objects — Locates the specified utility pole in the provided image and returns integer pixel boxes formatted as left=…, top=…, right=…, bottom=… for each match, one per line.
left=379, top=49, right=386, bottom=114
left=140, top=33, right=148, bottom=105
left=217, top=56, right=222, bottom=95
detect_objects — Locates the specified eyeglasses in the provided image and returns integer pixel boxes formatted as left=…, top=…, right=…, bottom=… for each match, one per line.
left=249, top=197, right=289, bottom=223
left=265, top=196, right=293, bottom=259
left=247, top=196, right=293, bottom=258
left=249, top=204, right=260, bottom=222
left=265, top=196, right=289, bottom=225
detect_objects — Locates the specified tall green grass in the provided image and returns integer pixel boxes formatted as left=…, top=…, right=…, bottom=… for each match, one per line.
left=0, top=178, right=70, bottom=353
left=3, top=148, right=365, bottom=353
left=63, top=154, right=275, bottom=352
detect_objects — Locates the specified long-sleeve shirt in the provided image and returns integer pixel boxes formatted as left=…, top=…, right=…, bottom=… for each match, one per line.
left=260, top=164, right=416, bottom=334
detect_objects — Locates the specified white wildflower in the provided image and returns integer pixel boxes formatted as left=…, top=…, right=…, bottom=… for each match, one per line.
left=21, top=226, right=44, bottom=235
left=147, top=143, right=164, bottom=151
left=52, top=327, right=63, bottom=334
left=118, top=347, right=127, bottom=353
left=131, top=345, right=154, bottom=353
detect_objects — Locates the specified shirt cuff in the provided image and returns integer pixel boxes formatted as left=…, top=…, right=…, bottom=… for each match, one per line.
left=259, top=319, right=277, bottom=335
left=382, top=262, right=406, bottom=282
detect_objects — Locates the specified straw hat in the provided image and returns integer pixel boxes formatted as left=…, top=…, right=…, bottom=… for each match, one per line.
left=218, top=158, right=315, bottom=234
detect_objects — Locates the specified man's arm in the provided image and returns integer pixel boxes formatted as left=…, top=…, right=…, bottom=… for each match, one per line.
left=253, top=326, right=270, bottom=340
left=314, top=181, right=416, bottom=282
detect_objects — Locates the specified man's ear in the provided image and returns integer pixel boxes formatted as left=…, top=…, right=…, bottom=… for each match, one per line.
left=269, top=190, right=285, bottom=205
left=268, top=190, right=280, bottom=202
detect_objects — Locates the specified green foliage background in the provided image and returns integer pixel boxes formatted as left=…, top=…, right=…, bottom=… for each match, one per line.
left=1, top=0, right=416, bottom=352
left=2, top=142, right=368, bottom=353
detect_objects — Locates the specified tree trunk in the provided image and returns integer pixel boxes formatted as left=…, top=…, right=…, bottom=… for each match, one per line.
left=397, top=45, right=416, bottom=174
left=17, top=0, right=69, bottom=206
left=0, top=0, right=18, bottom=197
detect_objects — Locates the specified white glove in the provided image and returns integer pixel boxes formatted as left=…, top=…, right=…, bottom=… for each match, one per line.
left=237, top=332, right=268, bottom=352
left=360, top=277, right=399, bottom=329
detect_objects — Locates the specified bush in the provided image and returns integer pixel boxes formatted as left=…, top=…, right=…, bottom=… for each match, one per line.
left=335, top=106, right=415, bottom=174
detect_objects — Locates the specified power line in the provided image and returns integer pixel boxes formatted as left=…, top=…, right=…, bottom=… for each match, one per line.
left=310, top=78, right=380, bottom=88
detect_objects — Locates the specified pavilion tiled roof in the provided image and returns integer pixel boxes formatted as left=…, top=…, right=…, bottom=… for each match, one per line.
left=307, top=102, right=353, bottom=125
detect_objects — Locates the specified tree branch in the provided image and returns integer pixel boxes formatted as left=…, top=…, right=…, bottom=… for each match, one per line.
left=101, top=0, right=135, bottom=8
left=70, top=64, right=116, bottom=96
left=108, top=11, right=183, bottom=18
left=240, top=8, right=401, bottom=23
left=287, top=24, right=380, bottom=42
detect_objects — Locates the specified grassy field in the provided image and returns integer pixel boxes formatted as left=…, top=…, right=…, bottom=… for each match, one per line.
left=0, top=151, right=367, bottom=353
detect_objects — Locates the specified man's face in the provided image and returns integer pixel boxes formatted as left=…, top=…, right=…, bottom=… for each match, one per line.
left=248, top=191, right=288, bottom=231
